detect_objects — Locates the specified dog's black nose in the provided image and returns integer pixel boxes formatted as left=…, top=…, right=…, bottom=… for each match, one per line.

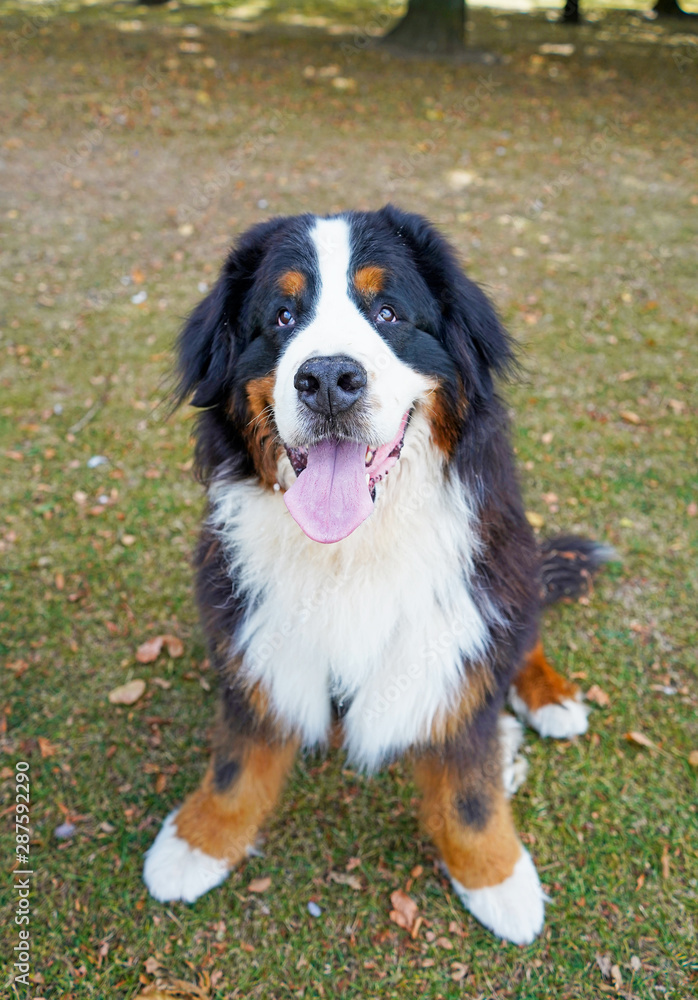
left=294, top=355, right=367, bottom=416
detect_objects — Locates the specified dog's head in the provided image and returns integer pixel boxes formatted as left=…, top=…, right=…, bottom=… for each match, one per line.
left=177, top=206, right=513, bottom=543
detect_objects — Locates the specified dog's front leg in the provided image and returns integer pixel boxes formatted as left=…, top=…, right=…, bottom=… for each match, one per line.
left=414, top=712, right=545, bottom=945
left=143, top=705, right=297, bottom=904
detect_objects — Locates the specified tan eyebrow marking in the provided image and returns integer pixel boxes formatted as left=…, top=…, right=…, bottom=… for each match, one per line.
left=278, top=270, right=306, bottom=297
left=353, top=265, right=386, bottom=297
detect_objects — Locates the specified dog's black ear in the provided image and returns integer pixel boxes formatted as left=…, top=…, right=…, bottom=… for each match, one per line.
left=175, top=217, right=287, bottom=409
left=378, top=205, right=516, bottom=406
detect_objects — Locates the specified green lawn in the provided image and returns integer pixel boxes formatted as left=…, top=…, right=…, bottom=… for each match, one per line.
left=1, top=3, right=696, bottom=998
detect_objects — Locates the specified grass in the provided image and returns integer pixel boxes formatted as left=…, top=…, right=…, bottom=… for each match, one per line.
left=1, top=2, right=697, bottom=998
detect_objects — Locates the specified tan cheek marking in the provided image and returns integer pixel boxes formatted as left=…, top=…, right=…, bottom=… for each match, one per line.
left=354, top=265, right=386, bottom=298
left=278, top=270, right=306, bottom=297
left=243, top=373, right=284, bottom=490
left=421, top=381, right=467, bottom=457
left=414, top=756, right=521, bottom=889
left=174, top=740, right=298, bottom=863
left=512, top=640, right=580, bottom=711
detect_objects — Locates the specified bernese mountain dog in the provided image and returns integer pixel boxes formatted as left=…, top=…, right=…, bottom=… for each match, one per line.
left=143, top=206, right=612, bottom=945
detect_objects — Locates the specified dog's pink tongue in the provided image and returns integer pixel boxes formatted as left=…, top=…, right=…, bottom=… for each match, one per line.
left=284, top=439, right=373, bottom=544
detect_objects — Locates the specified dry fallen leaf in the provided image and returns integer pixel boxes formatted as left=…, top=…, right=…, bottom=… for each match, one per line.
left=688, top=750, right=698, bottom=768
left=661, top=843, right=670, bottom=879
left=247, top=876, right=271, bottom=893
left=596, top=952, right=613, bottom=979
left=38, top=737, right=58, bottom=758
left=133, top=979, right=210, bottom=1000
left=328, top=870, right=362, bottom=891
left=526, top=511, right=545, bottom=528
left=136, top=635, right=183, bottom=662
left=389, top=888, right=420, bottom=937
left=451, top=962, right=468, bottom=982
left=625, top=730, right=655, bottom=749
left=136, top=636, right=164, bottom=663
left=108, top=679, right=146, bottom=705
left=620, top=410, right=641, bottom=425
left=162, top=634, right=184, bottom=658
left=586, top=684, right=610, bottom=707
left=144, top=956, right=162, bottom=974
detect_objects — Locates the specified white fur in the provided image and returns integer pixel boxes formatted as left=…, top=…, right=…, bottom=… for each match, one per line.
left=498, top=713, right=529, bottom=798
left=143, top=810, right=234, bottom=903
left=509, top=687, right=589, bottom=739
left=451, top=848, right=545, bottom=945
left=273, top=217, right=432, bottom=449
left=210, top=409, right=496, bottom=771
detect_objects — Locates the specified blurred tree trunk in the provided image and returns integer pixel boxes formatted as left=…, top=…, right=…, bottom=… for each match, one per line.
left=560, top=0, right=580, bottom=23
left=653, top=0, right=696, bottom=16
left=382, top=0, right=467, bottom=55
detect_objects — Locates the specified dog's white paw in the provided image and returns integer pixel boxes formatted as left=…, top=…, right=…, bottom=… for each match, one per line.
left=508, top=688, right=589, bottom=739
left=451, top=848, right=545, bottom=945
left=498, top=713, right=529, bottom=798
left=143, top=810, right=232, bottom=903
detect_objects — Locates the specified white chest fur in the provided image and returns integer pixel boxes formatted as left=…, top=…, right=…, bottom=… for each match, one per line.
left=209, top=413, right=493, bottom=771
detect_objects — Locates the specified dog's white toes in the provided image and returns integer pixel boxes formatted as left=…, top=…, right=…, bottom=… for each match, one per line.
left=451, top=848, right=545, bottom=945
left=508, top=688, right=589, bottom=739
left=143, top=810, right=232, bottom=903
left=498, top=713, right=529, bottom=797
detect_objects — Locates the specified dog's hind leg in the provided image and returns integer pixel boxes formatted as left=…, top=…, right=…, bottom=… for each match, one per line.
left=508, top=639, right=589, bottom=739
left=414, top=710, right=545, bottom=944
left=143, top=714, right=297, bottom=903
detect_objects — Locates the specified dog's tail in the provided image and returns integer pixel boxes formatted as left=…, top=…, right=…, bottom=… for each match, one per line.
left=539, top=535, right=618, bottom=606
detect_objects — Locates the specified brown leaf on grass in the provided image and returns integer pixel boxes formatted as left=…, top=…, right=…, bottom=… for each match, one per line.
left=688, top=750, right=698, bottom=768
left=247, top=876, right=271, bottom=893
left=163, top=635, right=184, bottom=658
left=586, top=684, right=610, bottom=707
left=389, top=888, right=420, bottom=937
left=144, top=956, right=162, bottom=974
left=625, top=730, right=655, bottom=749
left=136, top=636, right=164, bottom=663
left=451, top=962, right=468, bottom=982
left=596, top=953, right=613, bottom=979
left=108, top=679, right=146, bottom=705
left=661, top=843, right=670, bottom=879
left=38, top=737, right=58, bottom=758
left=5, top=659, right=29, bottom=677
left=136, top=635, right=183, bottom=662
left=620, top=410, right=641, bottom=425
left=134, top=980, right=210, bottom=1000
left=328, top=870, right=362, bottom=890
left=435, top=936, right=454, bottom=949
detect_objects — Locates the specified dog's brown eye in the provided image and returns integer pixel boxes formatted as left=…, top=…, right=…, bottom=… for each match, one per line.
left=277, top=308, right=295, bottom=327
left=378, top=305, right=397, bottom=323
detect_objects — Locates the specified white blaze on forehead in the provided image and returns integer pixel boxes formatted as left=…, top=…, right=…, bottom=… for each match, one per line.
left=273, top=216, right=431, bottom=447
